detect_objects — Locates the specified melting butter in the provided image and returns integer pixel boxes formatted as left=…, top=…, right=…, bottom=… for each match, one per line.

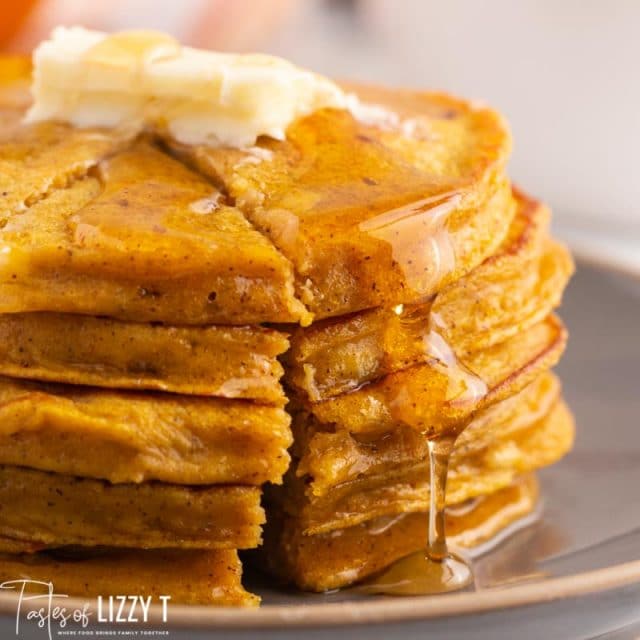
left=26, top=26, right=352, bottom=148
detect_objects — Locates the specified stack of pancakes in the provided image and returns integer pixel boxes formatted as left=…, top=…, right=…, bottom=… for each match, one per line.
left=0, top=58, right=300, bottom=606
left=0, top=59, right=573, bottom=602
left=176, top=86, right=574, bottom=592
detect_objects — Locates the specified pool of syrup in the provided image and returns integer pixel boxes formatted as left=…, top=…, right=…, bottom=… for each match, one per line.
left=354, top=436, right=474, bottom=596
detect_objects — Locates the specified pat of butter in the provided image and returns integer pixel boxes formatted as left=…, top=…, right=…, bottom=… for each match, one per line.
left=26, top=26, right=351, bottom=147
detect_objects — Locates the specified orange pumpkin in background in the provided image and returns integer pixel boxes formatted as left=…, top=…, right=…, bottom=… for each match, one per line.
left=0, top=0, right=39, bottom=49
left=1, top=0, right=296, bottom=53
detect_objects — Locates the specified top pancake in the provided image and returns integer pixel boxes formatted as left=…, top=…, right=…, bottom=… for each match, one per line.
left=0, top=60, right=513, bottom=324
left=175, top=83, right=514, bottom=320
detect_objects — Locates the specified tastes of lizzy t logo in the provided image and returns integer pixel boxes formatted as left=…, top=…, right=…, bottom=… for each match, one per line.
left=0, top=580, right=171, bottom=639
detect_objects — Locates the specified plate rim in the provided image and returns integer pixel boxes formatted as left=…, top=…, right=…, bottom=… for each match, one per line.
left=1, top=559, right=640, bottom=628
left=569, top=243, right=640, bottom=282
left=148, top=558, right=640, bottom=627
left=1, top=253, right=638, bottom=629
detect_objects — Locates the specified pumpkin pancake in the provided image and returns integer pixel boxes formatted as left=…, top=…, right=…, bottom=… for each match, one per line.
left=260, top=475, right=539, bottom=592
left=0, top=377, right=292, bottom=485
left=0, top=312, right=288, bottom=403
left=0, top=141, right=308, bottom=325
left=294, top=372, right=560, bottom=495
left=300, top=315, right=566, bottom=438
left=0, top=548, right=258, bottom=606
left=276, top=375, right=573, bottom=534
left=171, top=83, right=514, bottom=320
left=284, top=189, right=573, bottom=401
left=0, top=466, right=264, bottom=550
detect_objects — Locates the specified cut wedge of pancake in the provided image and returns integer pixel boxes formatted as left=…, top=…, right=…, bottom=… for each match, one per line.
left=0, top=548, right=258, bottom=606
left=285, top=189, right=574, bottom=401
left=0, top=377, right=292, bottom=485
left=0, top=312, right=288, bottom=403
left=0, top=466, right=264, bottom=550
left=260, top=475, right=539, bottom=592
left=301, top=315, right=566, bottom=437
left=0, top=140, right=308, bottom=325
left=277, top=379, right=574, bottom=534
left=294, top=372, right=560, bottom=495
left=171, top=84, right=514, bottom=320
left=0, top=62, right=308, bottom=325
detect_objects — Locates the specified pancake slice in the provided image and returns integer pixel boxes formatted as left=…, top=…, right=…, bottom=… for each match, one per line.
left=0, top=466, right=264, bottom=550
left=0, top=548, right=258, bottom=606
left=260, top=475, right=539, bottom=592
left=305, top=315, right=566, bottom=437
left=294, top=372, right=560, bottom=496
left=278, top=387, right=574, bottom=534
left=0, top=142, right=309, bottom=325
left=171, top=85, right=514, bottom=320
left=0, top=377, right=292, bottom=485
left=284, top=189, right=573, bottom=401
left=0, top=312, right=288, bottom=403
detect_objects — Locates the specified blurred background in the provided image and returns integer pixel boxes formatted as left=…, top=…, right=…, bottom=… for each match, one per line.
left=2, top=0, right=639, bottom=273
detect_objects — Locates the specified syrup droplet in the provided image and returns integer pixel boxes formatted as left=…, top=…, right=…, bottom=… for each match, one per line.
left=359, top=191, right=460, bottom=300
left=387, top=309, right=488, bottom=431
left=423, top=329, right=488, bottom=406
left=353, top=434, right=474, bottom=596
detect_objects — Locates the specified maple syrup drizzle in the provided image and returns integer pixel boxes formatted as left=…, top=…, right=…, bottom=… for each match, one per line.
left=353, top=310, right=486, bottom=596
left=423, top=329, right=488, bottom=406
left=354, top=434, right=473, bottom=596
left=359, top=192, right=460, bottom=299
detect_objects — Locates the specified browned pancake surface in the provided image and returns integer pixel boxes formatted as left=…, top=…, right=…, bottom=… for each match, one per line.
left=0, top=312, right=288, bottom=402
left=0, top=376, right=292, bottom=485
left=0, top=466, right=264, bottom=550
left=0, top=548, right=258, bottom=606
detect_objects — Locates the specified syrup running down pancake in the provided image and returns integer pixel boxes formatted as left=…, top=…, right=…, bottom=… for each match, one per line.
left=284, top=189, right=572, bottom=401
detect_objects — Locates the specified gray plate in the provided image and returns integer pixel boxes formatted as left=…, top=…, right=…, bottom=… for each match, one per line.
left=2, top=262, right=640, bottom=640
